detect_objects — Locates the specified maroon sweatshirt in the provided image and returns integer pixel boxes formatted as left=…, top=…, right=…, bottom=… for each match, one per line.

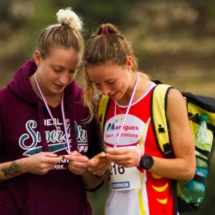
left=0, top=60, right=103, bottom=215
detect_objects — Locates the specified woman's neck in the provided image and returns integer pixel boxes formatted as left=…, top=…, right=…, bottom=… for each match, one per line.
left=117, top=72, right=150, bottom=106
left=29, top=75, right=61, bottom=108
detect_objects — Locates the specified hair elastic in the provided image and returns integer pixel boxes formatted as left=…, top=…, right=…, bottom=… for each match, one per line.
left=101, top=28, right=109, bottom=35
left=61, top=22, right=68, bottom=26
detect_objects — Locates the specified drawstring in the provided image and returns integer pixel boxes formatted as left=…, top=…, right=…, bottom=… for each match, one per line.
left=38, top=101, right=49, bottom=152
left=67, top=101, right=78, bottom=151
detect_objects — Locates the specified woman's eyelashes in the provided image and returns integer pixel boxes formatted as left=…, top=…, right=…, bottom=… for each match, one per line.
left=94, top=82, right=100, bottom=86
left=52, top=66, right=63, bottom=73
left=53, top=67, right=77, bottom=74
left=106, top=80, right=115, bottom=85
left=69, top=69, right=77, bottom=74
left=53, top=69, right=62, bottom=73
left=93, top=81, right=115, bottom=87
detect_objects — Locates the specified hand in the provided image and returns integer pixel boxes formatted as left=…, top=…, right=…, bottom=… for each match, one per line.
left=106, top=148, right=140, bottom=168
left=88, top=152, right=110, bottom=176
left=22, top=152, right=63, bottom=175
left=65, top=151, right=89, bottom=175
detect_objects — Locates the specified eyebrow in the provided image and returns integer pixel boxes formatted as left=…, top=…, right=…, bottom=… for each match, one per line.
left=52, top=64, right=80, bottom=70
left=104, top=78, right=115, bottom=82
left=91, top=78, right=115, bottom=84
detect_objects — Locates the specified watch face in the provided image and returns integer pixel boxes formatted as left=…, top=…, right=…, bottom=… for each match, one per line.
left=140, top=155, right=153, bottom=170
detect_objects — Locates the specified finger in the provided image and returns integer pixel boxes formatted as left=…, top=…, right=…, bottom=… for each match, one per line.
left=64, top=152, right=87, bottom=161
left=88, top=157, right=105, bottom=168
left=106, top=148, right=127, bottom=155
left=107, top=153, right=127, bottom=162
left=63, top=151, right=80, bottom=161
left=44, top=156, right=62, bottom=164
left=88, top=161, right=109, bottom=172
left=64, top=154, right=82, bottom=161
left=69, top=150, right=81, bottom=156
left=97, top=164, right=110, bottom=173
left=58, top=155, right=67, bottom=160
left=72, top=155, right=89, bottom=163
left=42, top=152, right=58, bottom=157
left=99, top=151, right=107, bottom=159
left=92, top=168, right=108, bottom=176
left=68, top=162, right=87, bottom=174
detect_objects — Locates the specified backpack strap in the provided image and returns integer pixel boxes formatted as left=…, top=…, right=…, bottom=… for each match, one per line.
left=98, top=95, right=111, bottom=133
left=151, top=84, right=173, bottom=158
left=151, top=84, right=178, bottom=215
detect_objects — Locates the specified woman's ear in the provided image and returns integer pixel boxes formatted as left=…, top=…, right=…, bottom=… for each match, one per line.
left=126, top=56, right=134, bottom=71
left=34, top=50, right=41, bottom=66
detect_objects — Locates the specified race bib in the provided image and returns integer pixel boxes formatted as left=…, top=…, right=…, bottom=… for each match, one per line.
left=108, top=146, right=141, bottom=191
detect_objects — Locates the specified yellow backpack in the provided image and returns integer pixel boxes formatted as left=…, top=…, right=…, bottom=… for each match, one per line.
left=98, top=83, right=215, bottom=213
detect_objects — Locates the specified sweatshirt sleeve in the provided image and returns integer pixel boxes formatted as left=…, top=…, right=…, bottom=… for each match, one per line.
left=0, top=95, right=3, bottom=148
left=0, top=89, right=9, bottom=150
left=86, top=116, right=104, bottom=159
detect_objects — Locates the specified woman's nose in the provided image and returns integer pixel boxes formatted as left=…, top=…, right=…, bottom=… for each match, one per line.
left=59, top=72, right=69, bottom=84
left=100, top=85, right=110, bottom=95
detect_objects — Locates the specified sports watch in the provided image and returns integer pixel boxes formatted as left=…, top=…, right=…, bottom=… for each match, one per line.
left=139, top=154, right=154, bottom=170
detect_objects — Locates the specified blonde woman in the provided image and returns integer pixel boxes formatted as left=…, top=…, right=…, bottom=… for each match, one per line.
left=0, top=8, right=103, bottom=215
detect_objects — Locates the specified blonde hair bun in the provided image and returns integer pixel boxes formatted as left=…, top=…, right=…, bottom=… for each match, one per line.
left=56, top=7, right=83, bottom=31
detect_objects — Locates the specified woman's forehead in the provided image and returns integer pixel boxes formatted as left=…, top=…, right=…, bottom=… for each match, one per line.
left=87, top=64, right=125, bottom=82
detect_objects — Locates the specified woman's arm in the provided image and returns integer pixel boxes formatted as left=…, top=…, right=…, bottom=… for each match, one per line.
left=82, top=171, right=104, bottom=190
left=0, top=159, right=23, bottom=182
left=0, top=152, right=63, bottom=182
left=84, top=152, right=111, bottom=189
left=147, top=88, right=196, bottom=180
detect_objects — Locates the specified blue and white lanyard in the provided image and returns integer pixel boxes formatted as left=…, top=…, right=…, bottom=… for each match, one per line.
left=34, top=75, right=71, bottom=154
left=114, top=74, right=139, bottom=148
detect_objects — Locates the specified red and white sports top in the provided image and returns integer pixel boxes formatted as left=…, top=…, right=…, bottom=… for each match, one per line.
left=104, top=82, right=175, bottom=215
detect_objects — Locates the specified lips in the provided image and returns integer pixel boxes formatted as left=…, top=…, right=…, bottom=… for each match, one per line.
left=108, top=91, right=118, bottom=98
left=54, top=83, right=64, bottom=90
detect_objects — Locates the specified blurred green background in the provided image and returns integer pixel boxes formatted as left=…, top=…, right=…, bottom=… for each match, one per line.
left=1, top=0, right=215, bottom=214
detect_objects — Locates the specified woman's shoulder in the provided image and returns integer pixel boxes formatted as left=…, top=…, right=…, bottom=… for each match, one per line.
left=0, top=87, right=12, bottom=120
left=65, top=80, right=84, bottom=101
left=167, top=88, right=184, bottom=103
left=0, top=87, right=12, bottom=102
left=166, top=88, right=187, bottom=122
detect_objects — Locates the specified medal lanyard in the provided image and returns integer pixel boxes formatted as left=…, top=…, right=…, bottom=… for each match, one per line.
left=33, top=75, right=70, bottom=154
left=114, top=74, right=139, bottom=148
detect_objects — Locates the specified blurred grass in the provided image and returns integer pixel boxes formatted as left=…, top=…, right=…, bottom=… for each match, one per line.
left=26, top=0, right=57, bottom=56
left=87, top=183, right=108, bottom=215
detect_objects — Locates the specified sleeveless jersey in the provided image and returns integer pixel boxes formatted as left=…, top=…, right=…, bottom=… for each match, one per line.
left=103, top=82, right=175, bottom=215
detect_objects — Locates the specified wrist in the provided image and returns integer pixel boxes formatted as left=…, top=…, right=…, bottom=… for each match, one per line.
left=100, top=169, right=108, bottom=176
left=138, top=154, right=154, bottom=170
left=99, top=169, right=110, bottom=181
left=136, top=151, right=141, bottom=167
left=19, top=158, right=25, bottom=173
left=20, top=157, right=30, bottom=174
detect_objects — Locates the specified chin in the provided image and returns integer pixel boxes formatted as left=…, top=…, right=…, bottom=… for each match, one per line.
left=113, top=95, right=123, bottom=102
left=109, top=92, right=119, bottom=100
